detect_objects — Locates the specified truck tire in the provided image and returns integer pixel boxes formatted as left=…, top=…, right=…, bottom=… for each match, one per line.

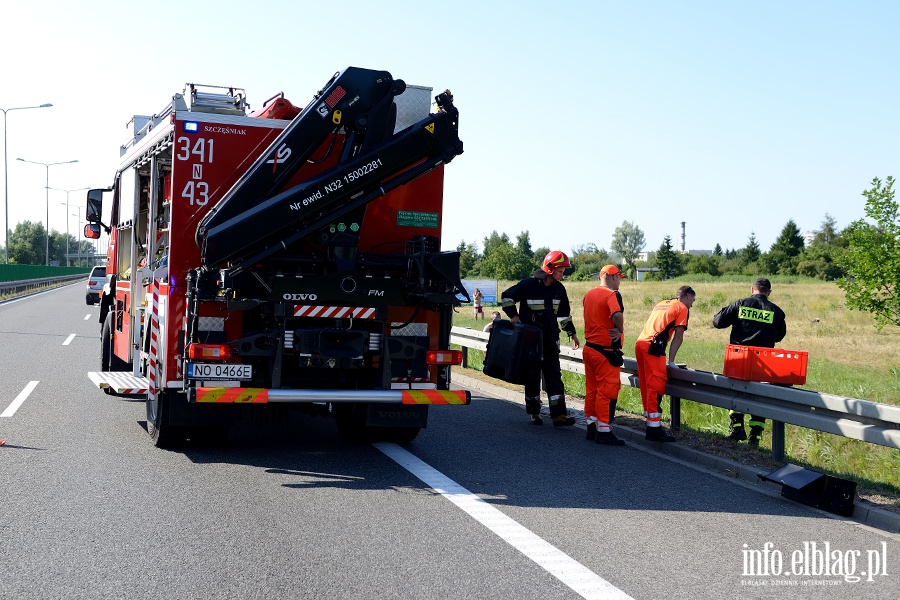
left=101, top=312, right=128, bottom=384
left=147, top=389, right=183, bottom=448
left=333, top=403, right=421, bottom=443
left=378, top=427, right=421, bottom=444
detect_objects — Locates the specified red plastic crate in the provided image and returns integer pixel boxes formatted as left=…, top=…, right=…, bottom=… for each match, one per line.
left=723, top=344, right=808, bottom=385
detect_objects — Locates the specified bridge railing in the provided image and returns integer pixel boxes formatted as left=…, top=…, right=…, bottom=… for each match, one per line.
left=450, top=326, right=900, bottom=461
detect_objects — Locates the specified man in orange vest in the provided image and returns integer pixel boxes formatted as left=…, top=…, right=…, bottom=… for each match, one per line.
left=634, top=285, right=696, bottom=442
left=582, top=265, right=627, bottom=446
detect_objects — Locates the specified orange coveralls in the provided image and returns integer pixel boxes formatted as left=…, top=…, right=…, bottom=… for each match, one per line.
left=582, top=286, right=623, bottom=432
left=634, top=299, right=689, bottom=428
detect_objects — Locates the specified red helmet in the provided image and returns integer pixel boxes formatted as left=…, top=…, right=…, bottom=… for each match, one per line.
left=542, top=250, right=571, bottom=274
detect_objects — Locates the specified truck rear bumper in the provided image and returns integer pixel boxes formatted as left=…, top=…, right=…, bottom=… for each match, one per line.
left=87, top=372, right=470, bottom=405
left=190, top=387, right=470, bottom=405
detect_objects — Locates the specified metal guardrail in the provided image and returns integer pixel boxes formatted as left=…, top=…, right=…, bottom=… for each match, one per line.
left=450, top=326, right=900, bottom=461
left=0, top=274, right=87, bottom=297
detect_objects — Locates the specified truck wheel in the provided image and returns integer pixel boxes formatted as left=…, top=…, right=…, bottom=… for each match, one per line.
left=147, top=389, right=182, bottom=448
left=101, top=312, right=128, bottom=376
left=378, top=427, right=421, bottom=444
left=334, top=403, right=368, bottom=443
left=333, top=404, right=421, bottom=443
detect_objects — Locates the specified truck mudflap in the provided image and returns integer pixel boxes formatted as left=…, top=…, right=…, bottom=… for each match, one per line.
left=190, top=387, right=470, bottom=404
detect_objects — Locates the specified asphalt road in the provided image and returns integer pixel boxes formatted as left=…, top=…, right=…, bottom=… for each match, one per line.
left=1, top=284, right=897, bottom=599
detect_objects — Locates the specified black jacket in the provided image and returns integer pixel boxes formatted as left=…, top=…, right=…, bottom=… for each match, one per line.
left=712, top=294, right=786, bottom=348
left=500, top=270, right=577, bottom=339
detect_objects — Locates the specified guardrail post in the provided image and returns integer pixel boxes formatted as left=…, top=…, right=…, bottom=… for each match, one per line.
left=461, top=347, right=469, bottom=369
left=771, top=420, right=785, bottom=461
left=670, top=395, right=681, bottom=431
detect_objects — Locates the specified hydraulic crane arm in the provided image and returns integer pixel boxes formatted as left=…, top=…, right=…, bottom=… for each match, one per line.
left=197, top=68, right=463, bottom=271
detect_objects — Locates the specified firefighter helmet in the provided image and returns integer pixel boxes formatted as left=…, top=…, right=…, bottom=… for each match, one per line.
left=542, top=250, right=571, bottom=274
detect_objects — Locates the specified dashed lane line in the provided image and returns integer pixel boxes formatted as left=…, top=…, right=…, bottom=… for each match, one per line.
left=1, top=381, right=39, bottom=418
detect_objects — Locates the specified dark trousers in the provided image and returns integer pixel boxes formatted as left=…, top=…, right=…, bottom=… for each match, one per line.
left=524, top=338, right=567, bottom=418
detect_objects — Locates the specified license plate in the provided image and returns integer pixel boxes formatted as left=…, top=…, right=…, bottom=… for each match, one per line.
left=187, top=363, right=252, bottom=381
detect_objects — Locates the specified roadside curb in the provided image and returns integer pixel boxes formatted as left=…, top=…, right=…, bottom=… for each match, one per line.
left=452, top=372, right=900, bottom=534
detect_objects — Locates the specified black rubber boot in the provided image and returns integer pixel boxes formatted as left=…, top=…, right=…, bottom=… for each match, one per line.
left=645, top=427, right=677, bottom=442
left=608, top=400, right=618, bottom=425
left=552, top=415, right=576, bottom=427
left=526, top=396, right=542, bottom=425
left=748, top=425, right=764, bottom=447
left=586, top=422, right=597, bottom=440
left=729, top=413, right=747, bottom=441
left=596, top=431, right=625, bottom=446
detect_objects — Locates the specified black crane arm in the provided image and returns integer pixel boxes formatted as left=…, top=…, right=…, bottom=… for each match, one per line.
left=199, top=83, right=462, bottom=270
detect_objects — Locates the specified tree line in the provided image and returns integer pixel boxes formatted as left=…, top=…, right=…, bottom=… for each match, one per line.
left=1, top=220, right=97, bottom=266
left=457, top=177, right=899, bottom=328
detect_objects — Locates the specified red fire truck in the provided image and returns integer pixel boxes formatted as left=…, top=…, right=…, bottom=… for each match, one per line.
left=85, top=67, right=469, bottom=447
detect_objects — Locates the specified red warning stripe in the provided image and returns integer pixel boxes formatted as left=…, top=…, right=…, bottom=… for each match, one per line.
left=293, top=306, right=377, bottom=319
left=401, top=390, right=470, bottom=405
left=195, top=388, right=269, bottom=403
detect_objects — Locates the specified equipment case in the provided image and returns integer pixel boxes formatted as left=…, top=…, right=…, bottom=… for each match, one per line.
left=483, top=321, right=542, bottom=385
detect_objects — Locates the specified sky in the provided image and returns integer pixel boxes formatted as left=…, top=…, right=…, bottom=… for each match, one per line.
left=1, top=1, right=897, bottom=257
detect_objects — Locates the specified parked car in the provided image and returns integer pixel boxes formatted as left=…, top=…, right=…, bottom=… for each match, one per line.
left=86, top=266, right=106, bottom=305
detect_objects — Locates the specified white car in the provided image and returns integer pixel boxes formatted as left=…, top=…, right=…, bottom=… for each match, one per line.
left=86, top=266, right=106, bottom=305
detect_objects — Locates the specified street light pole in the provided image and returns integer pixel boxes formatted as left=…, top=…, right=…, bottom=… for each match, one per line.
left=72, top=209, right=82, bottom=267
left=51, top=187, right=89, bottom=266
left=2, top=103, right=52, bottom=264
left=16, top=158, right=77, bottom=265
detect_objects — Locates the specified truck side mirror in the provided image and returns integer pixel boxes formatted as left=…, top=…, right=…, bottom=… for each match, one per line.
left=84, top=223, right=101, bottom=240
left=86, top=189, right=105, bottom=222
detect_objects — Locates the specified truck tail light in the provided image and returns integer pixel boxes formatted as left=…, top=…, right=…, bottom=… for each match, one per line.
left=426, top=350, right=462, bottom=365
left=187, top=343, right=233, bottom=361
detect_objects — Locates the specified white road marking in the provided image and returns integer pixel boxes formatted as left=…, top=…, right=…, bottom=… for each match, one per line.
left=84, top=314, right=91, bottom=320
left=374, top=443, right=634, bottom=600
left=2, top=381, right=39, bottom=417
left=63, top=334, right=76, bottom=345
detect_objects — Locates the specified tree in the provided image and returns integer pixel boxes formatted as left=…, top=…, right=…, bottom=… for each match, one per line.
left=713, top=243, right=723, bottom=256
left=569, top=243, right=610, bottom=281
left=515, top=231, right=533, bottom=259
left=456, top=240, right=481, bottom=278
left=766, top=219, right=805, bottom=275
left=8, top=221, right=46, bottom=265
left=811, top=214, right=840, bottom=247
left=480, top=243, right=534, bottom=280
left=837, top=176, right=900, bottom=328
left=796, top=214, right=846, bottom=280
left=482, top=231, right=510, bottom=257
left=739, top=233, right=761, bottom=267
left=686, top=253, right=720, bottom=276
left=610, top=220, right=645, bottom=278
left=655, top=235, right=680, bottom=280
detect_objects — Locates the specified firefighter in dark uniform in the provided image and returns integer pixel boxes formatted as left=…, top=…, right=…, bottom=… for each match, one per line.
left=500, top=250, right=581, bottom=426
left=713, top=277, right=787, bottom=446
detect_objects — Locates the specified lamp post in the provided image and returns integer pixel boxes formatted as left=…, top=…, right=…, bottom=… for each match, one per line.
left=16, top=157, right=77, bottom=265
left=2, top=103, right=52, bottom=264
left=51, top=187, right=89, bottom=266
left=72, top=209, right=82, bottom=267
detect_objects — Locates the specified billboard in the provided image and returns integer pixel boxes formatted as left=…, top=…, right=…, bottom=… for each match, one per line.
left=460, top=279, right=498, bottom=304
